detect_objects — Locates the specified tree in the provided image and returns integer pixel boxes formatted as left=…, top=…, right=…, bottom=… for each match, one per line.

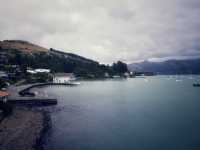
left=0, top=78, right=7, bottom=89
left=112, top=61, right=128, bottom=75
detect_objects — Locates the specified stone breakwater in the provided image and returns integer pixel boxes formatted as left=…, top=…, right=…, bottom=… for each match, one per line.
left=0, top=107, right=51, bottom=150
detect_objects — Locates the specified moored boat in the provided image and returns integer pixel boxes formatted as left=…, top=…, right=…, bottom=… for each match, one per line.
left=193, top=83, right=200, bottom=87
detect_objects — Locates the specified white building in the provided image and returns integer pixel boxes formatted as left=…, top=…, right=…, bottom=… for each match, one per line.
left=0, top=71, right=8, bottom=78
left=104, top=72, right=110, bottom=78
left=27, top=70, right=37, bottom=74
left=53, top=73, right=75, bottom=83
left=124, top=72, right=130, bottom=77
left=27, top=68, right=51, bottom=74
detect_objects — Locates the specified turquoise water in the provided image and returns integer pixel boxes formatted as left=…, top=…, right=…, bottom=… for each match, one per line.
left=45, top=76, right=200, bottom=150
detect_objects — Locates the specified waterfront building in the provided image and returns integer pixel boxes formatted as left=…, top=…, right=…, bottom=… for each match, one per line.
left=53, top=73, right=75, bottom=83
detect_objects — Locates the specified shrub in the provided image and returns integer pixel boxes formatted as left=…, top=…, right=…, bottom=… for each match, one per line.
left=0, top=102, right=13, bottom=117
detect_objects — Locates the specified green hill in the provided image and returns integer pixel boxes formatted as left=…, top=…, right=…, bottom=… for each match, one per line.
left=0, top=40, right=128, bottom=78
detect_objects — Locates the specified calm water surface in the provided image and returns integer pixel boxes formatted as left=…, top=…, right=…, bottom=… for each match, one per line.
left=44, top=76, right=200, bottom=150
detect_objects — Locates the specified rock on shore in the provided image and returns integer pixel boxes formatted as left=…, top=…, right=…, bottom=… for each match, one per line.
left=0, top=107, right=47, bottom=150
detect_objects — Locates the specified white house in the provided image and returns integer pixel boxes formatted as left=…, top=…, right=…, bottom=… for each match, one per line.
left=0, top=71, right=8, bottom=78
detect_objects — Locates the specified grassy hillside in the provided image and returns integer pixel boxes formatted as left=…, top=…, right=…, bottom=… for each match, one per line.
left=0, top=40, right=128, bottom=78
left=0, top=40, right=48, bottom=53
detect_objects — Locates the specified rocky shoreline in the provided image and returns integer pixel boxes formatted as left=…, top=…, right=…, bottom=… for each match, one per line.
left=0, top=106, right=51, bottom=150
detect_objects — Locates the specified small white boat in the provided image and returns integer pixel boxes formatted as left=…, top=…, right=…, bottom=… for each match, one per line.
left=176, top=79, right=182, bottom=82
left=71, top=82, right=81, bottom=85
left=66, top=81, right=81, bottom=85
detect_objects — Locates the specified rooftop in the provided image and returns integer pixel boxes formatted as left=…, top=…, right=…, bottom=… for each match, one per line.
left=0, top=91, right=9, bottom=97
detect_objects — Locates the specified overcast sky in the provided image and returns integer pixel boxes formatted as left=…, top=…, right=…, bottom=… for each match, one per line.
left=1, top=0, right=200, bottom=63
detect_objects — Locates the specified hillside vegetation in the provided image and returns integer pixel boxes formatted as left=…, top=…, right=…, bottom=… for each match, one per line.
left=0, top=40, right=128, bottom=78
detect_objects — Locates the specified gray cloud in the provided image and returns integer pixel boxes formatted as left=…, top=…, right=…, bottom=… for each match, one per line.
left=0, top=0, right=200, bottom=63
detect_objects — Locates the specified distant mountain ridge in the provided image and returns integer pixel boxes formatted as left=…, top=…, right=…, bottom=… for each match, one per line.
left=128, top=59, right=200, bottom=74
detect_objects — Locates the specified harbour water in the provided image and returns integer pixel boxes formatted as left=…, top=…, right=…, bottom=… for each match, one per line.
left=44, top=75, right=200, bottom=150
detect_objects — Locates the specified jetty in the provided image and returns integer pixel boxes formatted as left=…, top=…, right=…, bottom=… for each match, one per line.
left=7, top=97, right=57, bottom=106
left=7, top=82, right=79, bottom=106
left=18, top=82, right=79, bottom=96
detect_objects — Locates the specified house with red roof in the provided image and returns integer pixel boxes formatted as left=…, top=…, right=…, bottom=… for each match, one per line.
left=0, top=91, right=9, bottom=103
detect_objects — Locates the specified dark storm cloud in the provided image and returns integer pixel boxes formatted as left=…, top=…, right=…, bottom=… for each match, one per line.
left=0, top=0, right=200, bottom=63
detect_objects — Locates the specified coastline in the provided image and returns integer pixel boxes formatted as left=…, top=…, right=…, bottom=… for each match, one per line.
left=34, top=109, right=51, bottom=150
left=0, top=106, right=51, bottom=150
